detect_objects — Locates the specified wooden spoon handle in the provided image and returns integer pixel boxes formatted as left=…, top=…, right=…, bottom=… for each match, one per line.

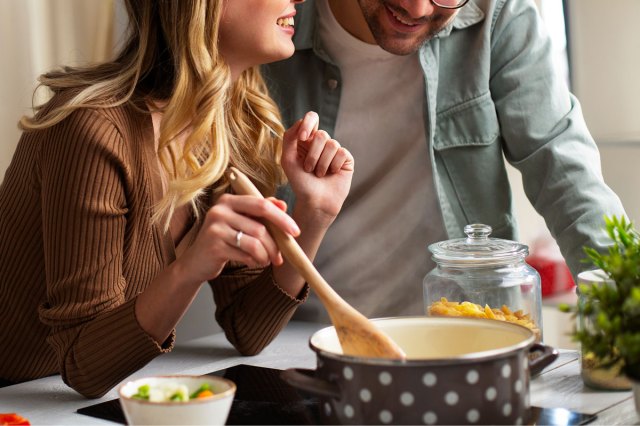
left=226, top=167, right=406, bottom=360
left=224, top=167, right=342, bottom=305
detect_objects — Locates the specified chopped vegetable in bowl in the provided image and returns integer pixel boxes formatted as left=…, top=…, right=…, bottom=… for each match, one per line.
left=119, top=375, right=235, bottom=425
left=132, top=382, right=215, bottom=402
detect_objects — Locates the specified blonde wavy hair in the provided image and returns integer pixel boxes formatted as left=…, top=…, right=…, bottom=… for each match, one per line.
left=20, top=0, right=286, bottom=228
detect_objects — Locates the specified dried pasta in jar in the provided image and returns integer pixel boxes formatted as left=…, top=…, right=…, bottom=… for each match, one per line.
left=428, top=297, right=542, bottom=342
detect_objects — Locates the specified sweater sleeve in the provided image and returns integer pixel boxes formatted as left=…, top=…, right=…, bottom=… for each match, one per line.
left=37, top=109, right=173, bottom=399
left=211, top=262, right=309, bottom=355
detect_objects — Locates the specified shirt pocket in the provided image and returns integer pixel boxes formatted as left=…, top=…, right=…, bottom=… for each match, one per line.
left=432, top=92, right=515, bottom=235
left=434, top=91, right=500, bottom=149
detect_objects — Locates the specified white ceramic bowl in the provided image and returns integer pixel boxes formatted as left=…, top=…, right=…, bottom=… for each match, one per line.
left=119, top=375, right=235, bottom=425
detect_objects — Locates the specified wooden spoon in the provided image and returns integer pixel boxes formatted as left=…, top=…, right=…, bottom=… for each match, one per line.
left=225, top=167, right=406, bottom=360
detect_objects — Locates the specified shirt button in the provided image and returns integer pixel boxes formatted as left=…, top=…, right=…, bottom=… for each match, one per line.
left=327, top=79, right=339, bottom=90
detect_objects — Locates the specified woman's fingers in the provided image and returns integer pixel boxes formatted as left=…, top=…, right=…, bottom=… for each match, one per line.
left=314, top=138, right=341, bottom=177
left=284, top=111, right=319, bottom=152
left=225, top=215, right=278, bottom=266
left=224, top=239, right=268, bottom=269
left=332, top=147, right=355, bottom=173
left=301, top=130, right=351, bottom=176
left=288, top=111, right=350, bottom=176
left=209, top=194, right=299, bottom=266
left=267, top=197, right=287, bottom=212
left=303, top=130, right=330, bottom=173
left=297, top=111, right=319, bottom=142
left=230, top=195, right=299, bottom=236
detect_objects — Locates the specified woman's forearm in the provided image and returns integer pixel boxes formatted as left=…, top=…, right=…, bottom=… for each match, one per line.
left=271, top=201, right=335, bottom=298
left=134, top=261, right=203, bottom=344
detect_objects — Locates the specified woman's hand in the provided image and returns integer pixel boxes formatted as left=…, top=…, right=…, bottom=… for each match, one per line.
left=175, top=195, right=299, bottom=285
left=281, top=111, right=354, bottom=226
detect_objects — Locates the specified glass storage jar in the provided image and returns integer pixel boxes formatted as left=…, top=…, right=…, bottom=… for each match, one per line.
left=424, top=224, right=543, bottom=341
left=577, top=269, right=631, bottom=390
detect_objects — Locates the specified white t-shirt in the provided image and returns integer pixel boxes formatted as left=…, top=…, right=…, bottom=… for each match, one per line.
left=295, top=0, right=447, bottom=322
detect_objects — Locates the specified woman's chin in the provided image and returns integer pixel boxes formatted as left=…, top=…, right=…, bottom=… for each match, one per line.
left=261, top=45, right=297, bottom=65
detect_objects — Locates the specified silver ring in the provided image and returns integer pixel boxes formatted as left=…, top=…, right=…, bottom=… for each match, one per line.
left=235, top=230, right=244, bottom=248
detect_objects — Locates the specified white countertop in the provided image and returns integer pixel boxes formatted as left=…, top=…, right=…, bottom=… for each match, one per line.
left=0, top=321, right=636, bottom=425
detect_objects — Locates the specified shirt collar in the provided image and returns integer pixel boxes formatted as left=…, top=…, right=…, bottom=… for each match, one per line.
left=437, top=0, right=485, bottom=38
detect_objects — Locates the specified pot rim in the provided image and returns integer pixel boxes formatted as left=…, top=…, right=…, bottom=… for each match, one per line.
left=309, top=316, right=536, bottom=366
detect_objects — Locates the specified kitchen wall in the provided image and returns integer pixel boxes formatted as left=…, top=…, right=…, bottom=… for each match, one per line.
left=568, top=0, right=640, bottom=224
left=0, top=0, right=116, bottom=182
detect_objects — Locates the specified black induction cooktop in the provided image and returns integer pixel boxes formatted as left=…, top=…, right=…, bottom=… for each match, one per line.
left=77, top=364, right=596, bottom=425
left=77, top=364, right=321, bottom=425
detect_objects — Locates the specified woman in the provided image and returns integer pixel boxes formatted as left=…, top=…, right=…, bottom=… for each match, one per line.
left=0, top=0, right=353, bottom=398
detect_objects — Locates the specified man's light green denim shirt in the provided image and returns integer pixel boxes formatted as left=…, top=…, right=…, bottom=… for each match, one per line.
left=263, top=0, right=626, bottom=276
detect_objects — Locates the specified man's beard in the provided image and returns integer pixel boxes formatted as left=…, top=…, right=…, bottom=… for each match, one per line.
left=359, top=0, right=454, bottom=56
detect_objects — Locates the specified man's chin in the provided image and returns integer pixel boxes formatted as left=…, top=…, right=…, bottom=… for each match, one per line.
left=368, top=11, right=456, bottom=55
left=369, top=20, right=440, bottom=55
left=373, top=34, right=429, bottom=56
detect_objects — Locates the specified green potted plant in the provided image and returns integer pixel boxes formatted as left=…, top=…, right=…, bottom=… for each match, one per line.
left=560, top=216, right=640, bottom=410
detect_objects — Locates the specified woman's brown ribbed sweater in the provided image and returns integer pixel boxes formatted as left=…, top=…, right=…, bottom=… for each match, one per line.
left=0, top=96, right=306, bottom=398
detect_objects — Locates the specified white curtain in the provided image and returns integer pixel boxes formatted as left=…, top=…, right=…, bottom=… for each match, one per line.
left=0, top=0, right=116, bottom=181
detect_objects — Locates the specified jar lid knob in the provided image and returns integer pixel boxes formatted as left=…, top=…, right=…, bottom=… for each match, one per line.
left=464, top=224, right=492, bottom=241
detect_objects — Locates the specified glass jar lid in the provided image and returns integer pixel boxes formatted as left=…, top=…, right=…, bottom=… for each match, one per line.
left=429, top=224, right=529, bottom=266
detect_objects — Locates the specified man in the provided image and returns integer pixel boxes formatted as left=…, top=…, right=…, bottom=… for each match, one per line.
left=263, top=0, right=625, bottom=322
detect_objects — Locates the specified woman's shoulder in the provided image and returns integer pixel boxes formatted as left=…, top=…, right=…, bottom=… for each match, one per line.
left=46, top=90, right=146, bottom=130
left=33, top=90, right=151, bottom=151
left=13, top=95, right=151, bottom=184
left=22, top=92, right=154, bottom=183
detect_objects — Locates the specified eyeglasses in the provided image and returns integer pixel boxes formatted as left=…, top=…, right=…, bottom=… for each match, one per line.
left=431, top=0, right=470, bottom=9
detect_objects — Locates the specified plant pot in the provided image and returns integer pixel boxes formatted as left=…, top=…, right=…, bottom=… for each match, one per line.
left=580, top=352, right=632, bottom=391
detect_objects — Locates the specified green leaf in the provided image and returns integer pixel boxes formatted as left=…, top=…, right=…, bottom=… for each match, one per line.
left=575, top=214, right=640, bottom=376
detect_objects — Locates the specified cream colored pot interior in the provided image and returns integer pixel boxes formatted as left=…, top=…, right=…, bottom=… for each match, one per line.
left=311, top=317, right=534, bottom=360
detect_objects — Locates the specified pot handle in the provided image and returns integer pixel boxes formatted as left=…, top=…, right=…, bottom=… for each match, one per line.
left=528, top=343, right=559, bottom=376
left=281, top=368, right=341, bottom=399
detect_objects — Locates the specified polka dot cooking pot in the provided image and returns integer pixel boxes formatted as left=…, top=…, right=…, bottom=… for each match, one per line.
left=282, top=316, right=558, bottom=425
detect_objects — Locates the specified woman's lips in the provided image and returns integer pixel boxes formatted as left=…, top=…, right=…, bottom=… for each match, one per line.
left=277, top=13, right=296, bottom=35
